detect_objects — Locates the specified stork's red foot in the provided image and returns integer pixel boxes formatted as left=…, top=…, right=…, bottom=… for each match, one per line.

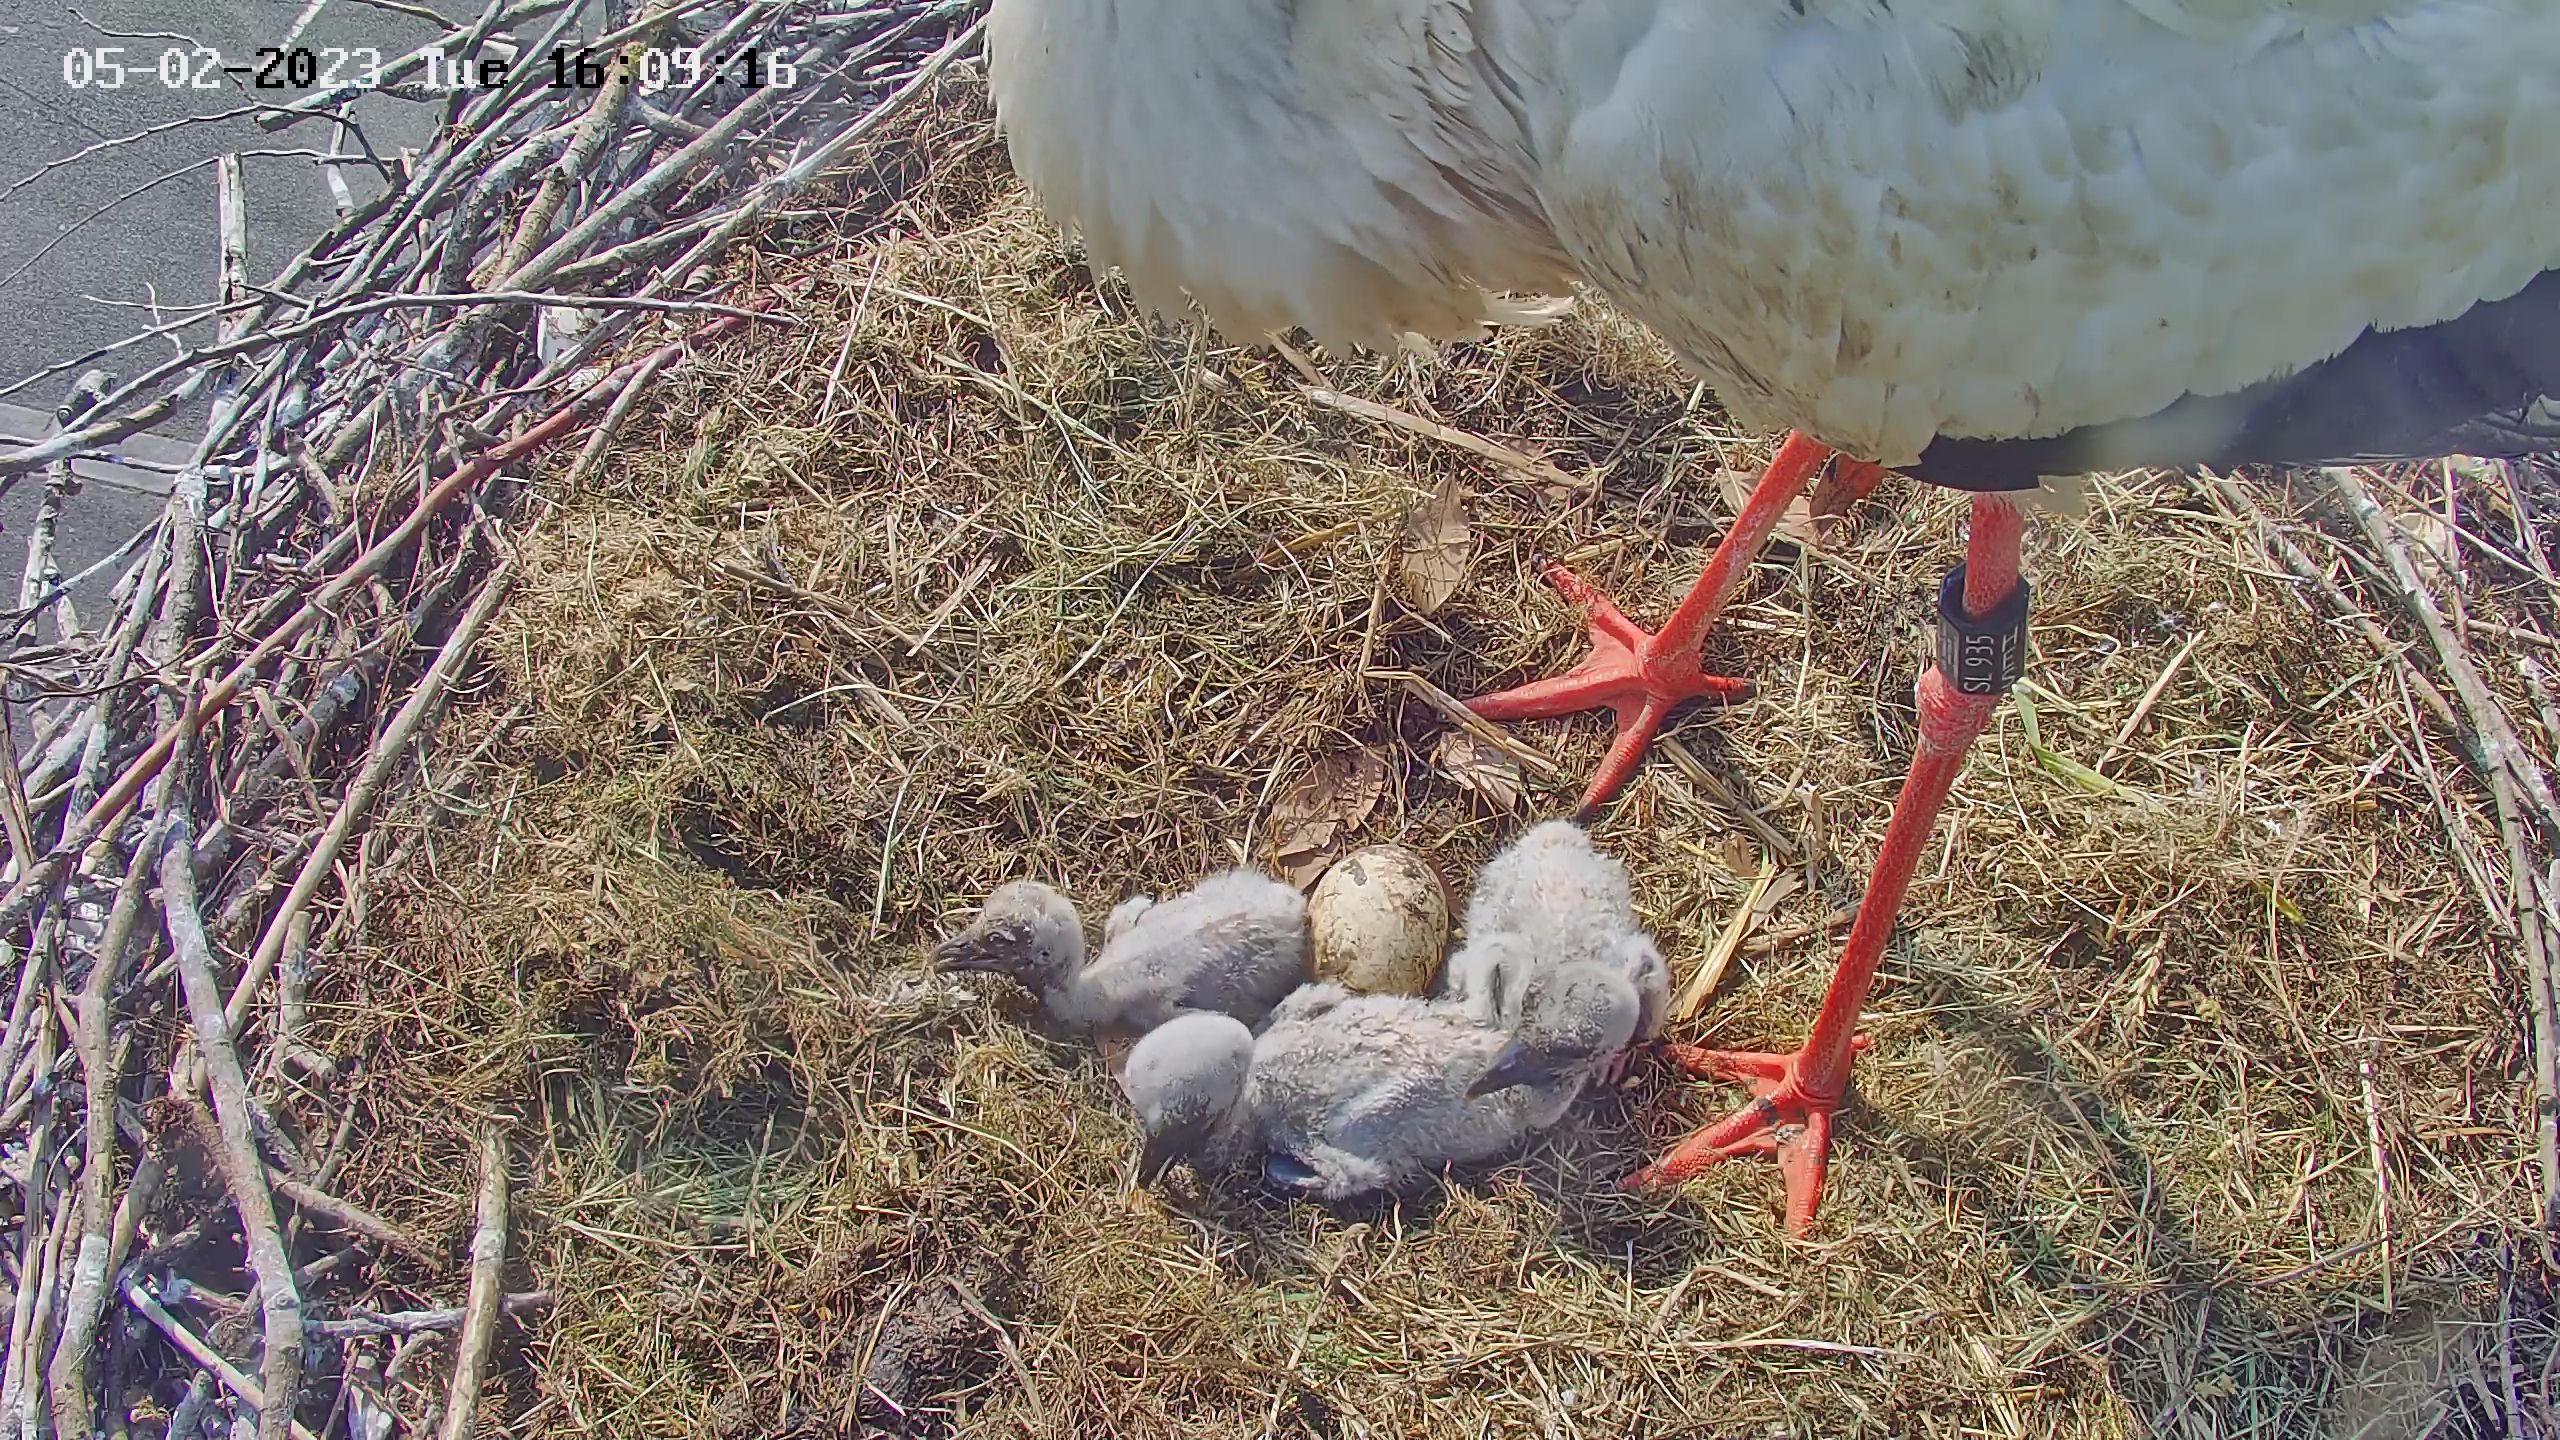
left=1624, top=1034, right=1877, bottom=1236
left=1464, top=562, right=1753, bottom=821
left=1460, top=432, right=1888, bottom=818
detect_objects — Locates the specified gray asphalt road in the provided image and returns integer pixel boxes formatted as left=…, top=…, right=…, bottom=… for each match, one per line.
left=0, top=1, right=490, bottom=613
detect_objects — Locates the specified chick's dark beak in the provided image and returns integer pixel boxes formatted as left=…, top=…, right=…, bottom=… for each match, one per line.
left=932, top=928, right=1015, bottom=974
left=1137, top=1112, right=1212, bottom=1185
left=1467, top=1039, right=1561, bottom=1099
left=1137, top=1129, right=1183, bottom=1184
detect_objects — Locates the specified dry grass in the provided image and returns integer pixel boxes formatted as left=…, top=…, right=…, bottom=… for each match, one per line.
left=312, top=83, right=2557, bottom=1437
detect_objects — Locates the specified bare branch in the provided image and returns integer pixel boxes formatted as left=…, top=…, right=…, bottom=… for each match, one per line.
left=435, top=1126, right=511, bottom=1440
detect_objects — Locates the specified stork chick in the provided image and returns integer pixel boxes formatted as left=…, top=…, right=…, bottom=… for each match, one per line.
left=1465, top=958, right=1649, bottom=1106
left=1465, top=822, right=1642, bottom=962
left=934, top=869, right=1310, bottom=1034
left=1125, top=982, right=1563, bottom=1199
left=1438, top=931, right=1633, bottom=1120
left=1462, top=821, right=1670, bottom=1074
left=1122, top=1011, right=1258, bottom=1181
left=1443, top=927, right=1653, bottom=1084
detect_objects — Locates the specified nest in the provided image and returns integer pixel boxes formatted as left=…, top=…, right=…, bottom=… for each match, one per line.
left=6, top=4, right=2560, bottom=1437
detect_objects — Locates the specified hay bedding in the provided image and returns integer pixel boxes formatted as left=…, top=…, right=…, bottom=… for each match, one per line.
left=5, top=10, right=2560, bottom=1440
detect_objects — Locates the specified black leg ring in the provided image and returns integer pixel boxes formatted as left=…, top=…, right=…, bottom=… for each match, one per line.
left=1936, top=564, right=2030, bottom=696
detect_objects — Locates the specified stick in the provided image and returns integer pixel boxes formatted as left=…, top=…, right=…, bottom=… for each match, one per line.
left=319, top=119, right=358, bottom=220
left=1, top=1031, right=58, bottom=1428
left=101, top=1145, right=164, bottom=1310
left=0, top=686, right=44, bottom=873
left=562, top=345, right=675, bottom=490
left=266, top=1169, right=438, bottom=1267
left=2200, top=473, right=2463, bottom=740
left=486, top=25, right=651, bottom=287
left=0, top=284, right=773, bottom=479
left=277, top=0, right=337, bottom=51
left=0, top=921, right=55, bottom=1120
left=164, top=1371, right=214, bottom=1440
left=45, top=836, right=157, bottom=1434
left=2330, top=469, right=2560, bottom=828
left=2330, top=467, right=2560, bottom=1226
left=498, top=52, right=800, bottom=292
left=1655, top=738, right=1799, bottom=864
left=1366, top=669, right=1563, bottom=781
left=944, top=1277, right=1043, bottom=1423
left=546, top=15, right=991, bottom=298
left=2360, top=1046, right=2394, bottom=1310
left=436, top=1126, right=510, bottom=1440
left=19, top=1176, right=76, bottom=1438
left=2094, top=630, right=2205, bottom=775
left=160, top=805, right=305, bottom=1440
left=305, top=1292, right=549, bottom=1341
left=1742, top=905, right=1854, bottom=956
left=216, top=154, right=251, bottom=324
left=14, top=376, right=95, bottom=652
left=1300, top=386, right=1582, bottom=489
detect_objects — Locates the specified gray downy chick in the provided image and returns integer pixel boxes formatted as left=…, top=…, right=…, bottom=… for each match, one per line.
left=1120, top=1011, right=1258, bottom=1182
left=934, top=869, right=1311, bottom=1033
left=1464, top=820, right=1639, bottom=962
left=1102, top=894, right=1157, bottom=945
left=1248, top=983, right=1565, bottom=1199
left=1122, top=981, right=1560, bottom=1200
left=1464, top=820, right=1670, bottom=1056
left=1445, top=926, right=1665, bottom=1094
left=932, top=877, right=1084, bottom=1005
left=1464, top=959, right=1647, bottom=1119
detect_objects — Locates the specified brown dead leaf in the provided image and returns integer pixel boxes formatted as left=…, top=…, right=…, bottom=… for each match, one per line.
left=1718, top=467, right=1824, bottom=547
left=2395, top=509, right=2462, bottom=587
left=1434, top=731, right=1522, bottom=812
left=1269, top=747, right=1390, bottom=884
left=1397, top=477, right=1472, bottom=615
left=1716, top=831, right=1759, bottom=878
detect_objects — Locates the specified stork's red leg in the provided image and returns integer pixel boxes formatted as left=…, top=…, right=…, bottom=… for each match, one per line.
left=1626, top=494, right=2028, bottom=1235
left=1467, top=432, right=1888, bottom=819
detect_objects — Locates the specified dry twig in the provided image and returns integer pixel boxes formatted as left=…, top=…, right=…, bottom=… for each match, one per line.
left=436, top=1127, right=511, bottom=1440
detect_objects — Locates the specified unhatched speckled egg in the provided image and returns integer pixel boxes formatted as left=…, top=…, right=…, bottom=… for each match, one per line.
left=1306, top=844, right=1450, bottom=996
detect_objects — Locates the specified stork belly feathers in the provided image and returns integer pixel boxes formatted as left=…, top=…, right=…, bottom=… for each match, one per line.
left=1911, top=269, right=2560, bottom=489
left=1524, top=0, right=2560, bottom=473
left=987, top=0, right=2560, bottom=478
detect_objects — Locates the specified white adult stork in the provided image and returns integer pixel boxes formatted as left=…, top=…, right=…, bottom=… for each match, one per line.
left=982, top=0, right=2560, bottom=1234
